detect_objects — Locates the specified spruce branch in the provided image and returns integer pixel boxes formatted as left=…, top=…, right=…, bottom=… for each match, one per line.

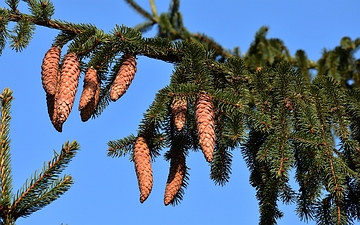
left=10, top=141, right=80, bottom=218
left=168, top=0, right=180, bottom=22
left=0, top=0, right=359, bottom=223
left=210, top=143, right=233, bottom=186
left=133, top=20, right=156, bottom=33
left=9, top=19, right=35, bottom=52
left=192, top=33, right=233, bottom=59
left=125, top=0, right=155, bottom=22
left=11, top=175, right=73, bottom=220
left=0, top=89, right=79, bottom=224
left=149, top=0, right=158, bottom=18
left=107, top=134, right=136, bottom=158
left=0, top=8, right=10, bottom=55
left=0, top=88, right=14, bottom=209
left=5, top=0, right=19, bottom=12
left=26, top=0, right=55, bottom=21
left=6, top=12, right=84, bottom=33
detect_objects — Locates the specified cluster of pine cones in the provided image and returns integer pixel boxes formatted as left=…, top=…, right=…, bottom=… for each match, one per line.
left=41, top=46, right=137, bottom=132
left=42, top=45, right=216, bottom=205
left=133, top=92, right=216, bottom=205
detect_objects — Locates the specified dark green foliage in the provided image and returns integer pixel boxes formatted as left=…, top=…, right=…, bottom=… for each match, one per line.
left=1, top=0, right=360, bottom=224
left=25, top=0, right=55, bottom=20
left=0, top=88, right=14, bottom=210
left=0, top=8, right=9, bottom=54
left=0, top=88, right=80, bottom=225
left=5, top=0, right=19, bottom=12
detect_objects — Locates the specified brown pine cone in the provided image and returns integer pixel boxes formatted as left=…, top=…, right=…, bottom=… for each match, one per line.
left=164, top=150, right=186, bottom=206
left=53, top=52, right=80, bottom=131
left=172, top=98, right=187, bottom=131
left=195, top=92, right=215, bottom=162
left=133, top=136, right=153, bottom=203
left=109, top=54, right=137, bottom=101
left=41, top=46, right=61, bottom=95
left=79, top=67, right=100, bottom=122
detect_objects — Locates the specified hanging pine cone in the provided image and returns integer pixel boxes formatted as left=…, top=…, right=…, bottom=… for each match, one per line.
left=195, top=92, right=215, bottom=162
left=53, top=52, right=80, bottom=132
left=164, top=150, right=186, bottom=206
left=109, top=54, right=137, bottom=101
left=41, top=46, right=61, bottom=95
left=172, top=97, right=187, bottom=131
left=79, top=67, right=100, bottom=122
left=133, top=136, right=153, bottom=203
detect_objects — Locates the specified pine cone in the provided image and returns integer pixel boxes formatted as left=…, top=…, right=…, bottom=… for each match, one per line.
left=53, top=52, right=80, bottom=131
left=79, top=67, right=100, bottom=122
left=195, top=92, right=215, bottom=162
left=133, top=136, right=153, bottom=203
left=110, top=54, right=137, bottom=101
left=41, top=46, right=61, bottom=95
left=164, top=150, right=186, bottom=206
left=172, top=98, right=187, bottom=131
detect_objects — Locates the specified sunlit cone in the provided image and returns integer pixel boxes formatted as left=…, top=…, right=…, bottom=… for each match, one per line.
left=79, top=67, right=100, bottom=122
left=164, top=150, right=186, bottom=206
left=195, top=92, right=215, bottom=162
left=53, top=52, right=80, bottom=131
left=109, top=54, right=137, bottom=101
left=41, top=46, right=61, bottom=95
left=133, top=136, right=153, bottom=203
left=172, top=98, right=187, bottom=131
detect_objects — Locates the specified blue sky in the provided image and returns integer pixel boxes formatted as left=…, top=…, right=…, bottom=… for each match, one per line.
left=0, top=1, right=359, bottom=224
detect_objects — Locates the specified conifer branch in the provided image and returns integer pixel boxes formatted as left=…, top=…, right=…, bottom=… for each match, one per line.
left=133, top=20, right=156, bottom=33
left=149, top=0, right=158, bottom=18
left=210, top=144, right=233, bottom=186
left=193, top=33, right=233, bottom=58
left=12, top=175, right=73, bottom=220
left=10, top=141, right=80, bottom=217
left=5, top=0, right=19, bottom=12
left=168, top=0, right=179, bottom=19
left=0, top=88, right=14, bottom=209
left=0, top=88, right=80, bottom=223
left=6, top=12, right=84, bottom=34
left=125, top=0, right=156, bottom=22
left=107, top=134, right=136, bottom=158
left=0, top=0, right=359, bottom=223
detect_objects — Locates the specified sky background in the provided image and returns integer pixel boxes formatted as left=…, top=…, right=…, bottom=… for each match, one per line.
left=0, top=0, right=359, bottom=224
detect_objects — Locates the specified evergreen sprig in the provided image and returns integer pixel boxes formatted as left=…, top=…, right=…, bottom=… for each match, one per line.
left=0, top=88, right=80, bottom=225
left=0, top=8, right=10, bottom=54
left=9, top=19, right=35, bottom=51
left=0, top=88, right=14, bottom=210
left=5, top=0, right=19, bottom=12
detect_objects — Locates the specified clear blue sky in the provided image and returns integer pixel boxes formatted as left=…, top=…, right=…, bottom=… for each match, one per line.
left=0, top=1, right=359, bottom=224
